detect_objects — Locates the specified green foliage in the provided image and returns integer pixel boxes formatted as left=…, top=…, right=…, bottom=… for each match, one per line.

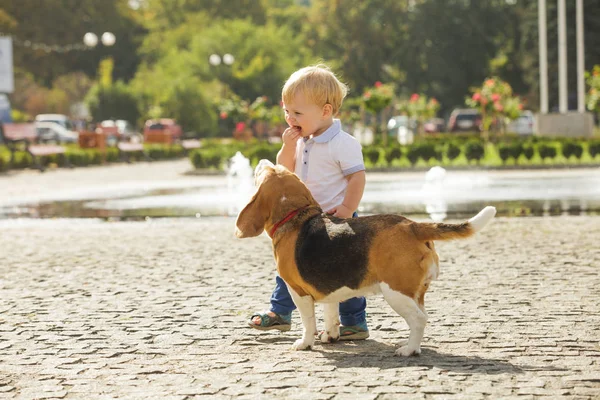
left=446, top=143, right=461, bottom=161
left=498, top=142, right=523, bottom=164
left=465, top=77, right=522, bottom=135
left=396, top=94, right=441, bottom=130
left=363, top=147, right=381, bottom=166
left=464, top=141, right=485, bottom=164
left=406, top=146, right=420, bottom=166
left=498, top=143, right=512, bottom=163
left=3, top=0, right=143, bottom=85
left=384, top=147, right=402, bottom=166
left=247, top=144, right=279, bottom=165
left=362, top=82, right=394, bottom=115
left=589, top=140, right=600, bottom=158
left=190, top=148, right=225, bottom=169
left=523, top=145, right=535, bottom=160
left=585, top=66, right=600, bottom=112
left=561, top=141, right=584, bottom=160
left=538, top=144, right=557, bottom=160
left=164, top=79, right=217, bottom=137
left=86, top=81, right=140, bottom=124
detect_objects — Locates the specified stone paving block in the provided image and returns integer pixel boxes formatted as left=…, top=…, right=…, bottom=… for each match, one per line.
left=1, top=215, right=600, bottom=398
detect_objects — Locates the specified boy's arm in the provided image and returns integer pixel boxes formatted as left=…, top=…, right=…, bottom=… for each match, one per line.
left=276, top=144, right=296, bottom=171
left=277, top=126, right=300, bottom=171
left=326, top=170, right=366, bottom=218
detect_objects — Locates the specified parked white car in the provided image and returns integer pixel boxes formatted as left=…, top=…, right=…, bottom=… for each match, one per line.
left=35, top=114, right=76, bottom=130
left=35, top=121, right=79, bottom=143
left=507, top=110, right=534, bottom=136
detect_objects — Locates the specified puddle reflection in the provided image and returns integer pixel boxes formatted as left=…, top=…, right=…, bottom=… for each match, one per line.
left=1, top=169, right=599, bottom=220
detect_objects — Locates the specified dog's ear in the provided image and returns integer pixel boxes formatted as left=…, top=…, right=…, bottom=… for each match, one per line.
left=235, top=190, right=267, bottom=238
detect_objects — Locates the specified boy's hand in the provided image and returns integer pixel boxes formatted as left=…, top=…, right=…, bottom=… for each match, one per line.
left=325, top=204, right=353, bottom=219
left=282, top=126, right=301, bottom=146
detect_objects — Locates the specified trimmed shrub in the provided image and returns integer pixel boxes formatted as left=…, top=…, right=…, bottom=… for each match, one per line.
left=464, top=141, right=485, bottom=164
left=248, top=145, right=278, bottom=165
left=406, top=146, right=420, bottom=166
left=538, top=143, right=557, bottom=160
left=363, top=147, right=381, bottom=166
left=498, top=143, right=512, bottom=164
left=418, top=143, right=438, bottom=162
left=384, top=147, right=402, bottom=165
left=509, top=142, right=523, bottom=161
left=523, top=145, right=535, bottom=160
left=446, top=143, right=461, bottom=161
left=561, top=141, right=584, bottom=160
left=191, top=150, right=206, bottom=169
left=589, top=140, right=600, bottom=158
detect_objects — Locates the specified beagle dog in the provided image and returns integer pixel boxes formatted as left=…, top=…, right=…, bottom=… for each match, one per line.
left=235, top=160, right=496, bottom=356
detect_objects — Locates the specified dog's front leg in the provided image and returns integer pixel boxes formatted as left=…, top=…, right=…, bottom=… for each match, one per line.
left=319, top=303, right=340, bottom=343
left=287, top=286, right=316, bottom=350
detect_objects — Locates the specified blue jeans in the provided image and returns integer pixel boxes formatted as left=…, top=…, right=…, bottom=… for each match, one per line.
left=269, top=211, right=367, bottom=327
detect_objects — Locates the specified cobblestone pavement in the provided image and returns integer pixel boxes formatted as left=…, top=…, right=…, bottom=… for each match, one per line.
left=1, top=214, right=599, bottom=399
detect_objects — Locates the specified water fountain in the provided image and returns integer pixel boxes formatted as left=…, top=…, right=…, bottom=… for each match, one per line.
left=421, top=166, right=448, bottom=222
left=227, top=151, right=254, bottom=216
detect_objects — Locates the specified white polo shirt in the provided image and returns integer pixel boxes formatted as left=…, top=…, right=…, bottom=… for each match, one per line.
left=294, top=119, right=365, bottom=211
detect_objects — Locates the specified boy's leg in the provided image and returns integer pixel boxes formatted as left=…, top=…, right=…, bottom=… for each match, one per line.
left=338, top=296, right=369, bottom=340
left=249, top=275, right=296, bottom=330
left=270, top=275, right=297, bottom=315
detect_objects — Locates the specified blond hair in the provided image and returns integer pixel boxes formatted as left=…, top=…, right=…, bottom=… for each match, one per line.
left=282, top=64, right=348, bottom=115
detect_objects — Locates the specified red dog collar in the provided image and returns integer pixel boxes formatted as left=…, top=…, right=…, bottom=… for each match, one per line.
left=269, top=206, right=310, bottom=237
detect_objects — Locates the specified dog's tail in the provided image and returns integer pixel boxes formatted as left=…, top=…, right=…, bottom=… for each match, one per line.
left=413, top=206, right=497, bottom=242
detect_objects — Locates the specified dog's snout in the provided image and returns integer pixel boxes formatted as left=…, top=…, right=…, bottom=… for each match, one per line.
left=254, top=159, right=275, bottom=182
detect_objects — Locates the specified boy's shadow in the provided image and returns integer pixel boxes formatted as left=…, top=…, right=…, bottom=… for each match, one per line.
left=253, top=336, right=565, bottom=375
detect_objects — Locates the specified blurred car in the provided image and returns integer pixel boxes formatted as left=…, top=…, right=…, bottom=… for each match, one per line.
left=98, top=119, right=141, bottom=142
left=143, top=118, right=182, bottom=142
left=35, top=114, right=76, bottom=131
left=423, top=118, right=445, bottom=133
left=387, top=115, right=415, bottom=145
left=447, top=108, right=481, bottom=132
left=35, top=121, right=79, bottom=143
left=506, top=110, right=534, bottom=136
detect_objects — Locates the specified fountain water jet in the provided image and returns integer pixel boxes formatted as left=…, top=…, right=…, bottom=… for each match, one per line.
left=227, top=152, right=254, bottom=216
left=421, top=166, right=448, bottom=222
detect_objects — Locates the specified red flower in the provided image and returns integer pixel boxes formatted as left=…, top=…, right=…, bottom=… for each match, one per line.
left=235, top=122, right=246, bottom=132
left=220, top=111, right=228, bottom=120
left=430, top=98, right=438, bottom=104
left=472, top=93, right=481, bottom=102
left=410, top=93, right=420, bottom=102
left=485, top=79, right=495, bottom=87
left=518, top=103, right=523, bottom=110
left=374, top=81, right=382, bottom=88
left=364, top=91, right=372, bottom=99
left=494, top=103, right=503, bottom=112
left=491, top=94, right=501, bottom=102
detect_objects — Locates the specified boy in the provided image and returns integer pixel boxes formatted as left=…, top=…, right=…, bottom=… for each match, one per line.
left=248, top=64, right=369, bottom=340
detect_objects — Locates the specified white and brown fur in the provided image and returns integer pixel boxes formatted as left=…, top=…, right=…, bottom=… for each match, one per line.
left=236, top=161, right=496, bottom=356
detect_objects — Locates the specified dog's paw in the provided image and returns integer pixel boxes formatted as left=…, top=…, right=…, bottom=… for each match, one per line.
left=395, top=345, right=421, bottom=357
left=291, top=338, right=313, bottom=351
left=318, top=330, right=340, bottom=344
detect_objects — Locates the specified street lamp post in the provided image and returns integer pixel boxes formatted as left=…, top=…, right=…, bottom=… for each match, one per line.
left=83, top=32, right=116, bottom=123
left=209, top=53, right=234, bottom=98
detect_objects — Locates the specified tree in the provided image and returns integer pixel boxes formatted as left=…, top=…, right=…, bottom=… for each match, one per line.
left=0, top=0, right=144, bottom=86
left=130, top=15, right=309, bottom=135
left=304, top=0, right=412, bottom=94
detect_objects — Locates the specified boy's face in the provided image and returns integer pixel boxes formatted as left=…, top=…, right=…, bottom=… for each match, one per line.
left=283, top=92, right=332, bottom=138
